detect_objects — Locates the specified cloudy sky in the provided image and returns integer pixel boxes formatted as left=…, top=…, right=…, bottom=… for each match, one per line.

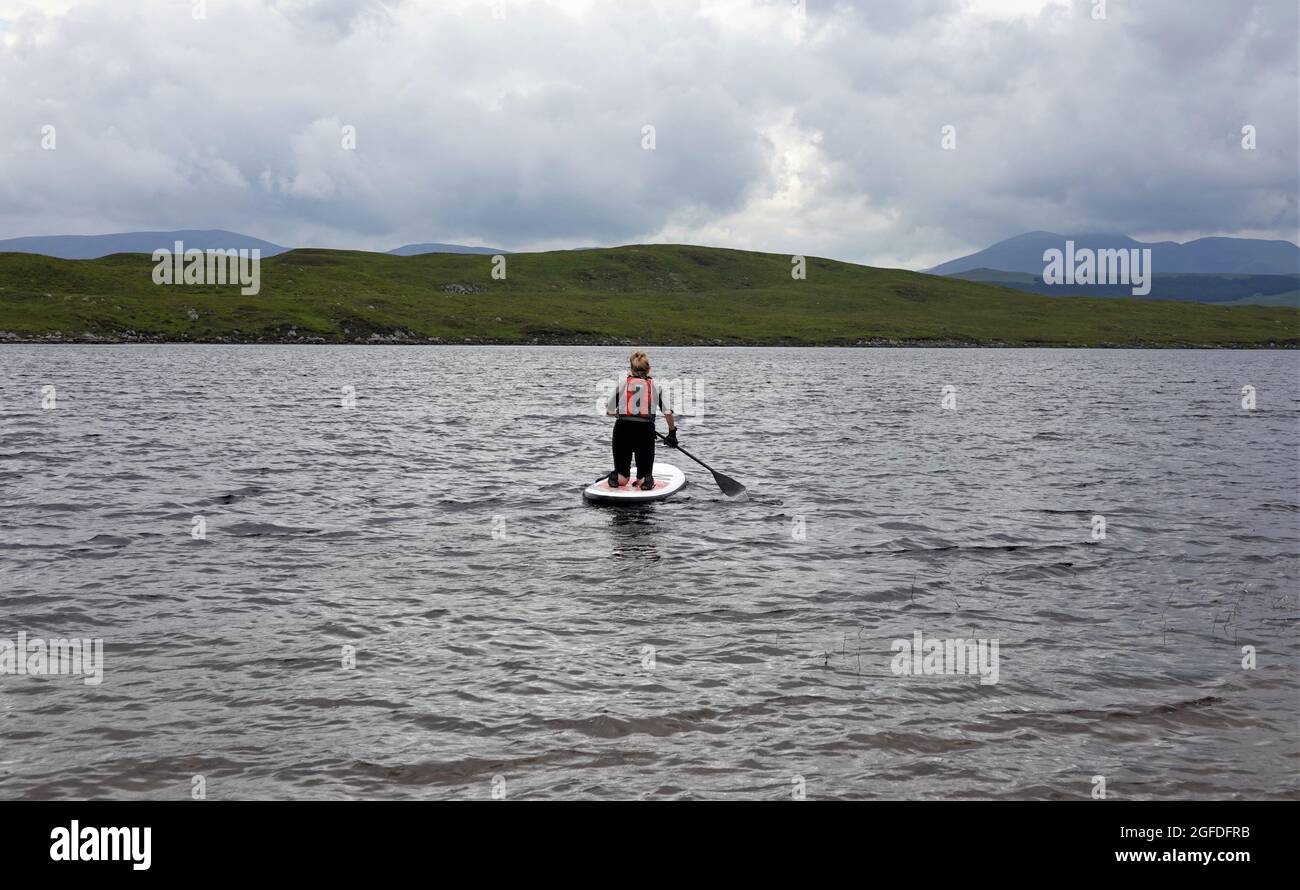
left=0, top=0, right=1295, bottom=268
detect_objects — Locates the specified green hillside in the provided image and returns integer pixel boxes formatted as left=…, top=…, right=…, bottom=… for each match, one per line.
left=0, top=245, right=1296, bottom=347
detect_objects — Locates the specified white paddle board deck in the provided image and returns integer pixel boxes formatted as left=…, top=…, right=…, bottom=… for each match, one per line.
left=583, top=462, right=686, bottom=504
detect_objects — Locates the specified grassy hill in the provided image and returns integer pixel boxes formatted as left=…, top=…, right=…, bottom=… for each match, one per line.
left=0, top=244, right=1296, bottom=347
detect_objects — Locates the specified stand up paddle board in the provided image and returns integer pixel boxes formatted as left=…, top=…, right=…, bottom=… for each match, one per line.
left=583, top=462, right=686, bottom=504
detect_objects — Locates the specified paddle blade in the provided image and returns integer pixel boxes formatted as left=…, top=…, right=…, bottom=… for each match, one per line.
left=712, top=470, right=747, bottom=497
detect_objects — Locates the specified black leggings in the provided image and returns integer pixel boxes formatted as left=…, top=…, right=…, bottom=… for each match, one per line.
left=612, top=418, right=655, bottom=479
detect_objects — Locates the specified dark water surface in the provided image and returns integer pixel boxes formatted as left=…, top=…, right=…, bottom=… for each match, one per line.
left=1, top=345, right=1296, bottom=799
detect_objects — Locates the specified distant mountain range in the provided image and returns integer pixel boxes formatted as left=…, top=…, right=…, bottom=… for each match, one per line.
left=4, top=229, right=1297, bottom=308
left=929, top=231, right=1300, bottom=306
left=0, top=229, right=289, bottom=259
left=929, top=231, right=1300, bottom=276
left=947, top=268, right=1300, bottom=307
left=387, top=242, right=505, bottom=256
left=0, top=230, right=505, bottom=259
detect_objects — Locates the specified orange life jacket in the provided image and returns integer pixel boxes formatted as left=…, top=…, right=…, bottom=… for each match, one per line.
left=622, top=375, right=655, bottom=417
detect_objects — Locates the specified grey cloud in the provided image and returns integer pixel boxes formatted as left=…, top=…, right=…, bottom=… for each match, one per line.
left=0, top=0, right=1293, bottom=267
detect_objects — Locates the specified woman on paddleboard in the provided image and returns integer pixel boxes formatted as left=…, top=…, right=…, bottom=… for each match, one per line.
left=606, top=350, right=677, bottom=490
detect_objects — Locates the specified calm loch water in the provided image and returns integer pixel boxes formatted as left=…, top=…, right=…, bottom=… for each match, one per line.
left=0, top=345, right=1296, bottom=799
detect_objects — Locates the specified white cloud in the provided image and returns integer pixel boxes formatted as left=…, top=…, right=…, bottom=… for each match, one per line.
left=961, top=0, right=1070, bottom=20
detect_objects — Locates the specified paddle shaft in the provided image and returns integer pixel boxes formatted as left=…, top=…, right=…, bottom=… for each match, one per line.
left=654, top=430, right=745, bottom=496
left=656, top=433, right=718, bottom=475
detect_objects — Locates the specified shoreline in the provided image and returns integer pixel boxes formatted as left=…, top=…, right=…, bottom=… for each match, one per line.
left=1, top=332, right=1296, bottom=348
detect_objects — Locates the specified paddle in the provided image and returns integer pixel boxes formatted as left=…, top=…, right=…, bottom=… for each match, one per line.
left=656, top=431, right=746, bottom=497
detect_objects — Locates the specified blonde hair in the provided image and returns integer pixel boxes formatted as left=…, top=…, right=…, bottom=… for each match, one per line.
left=629, top=350, right=650, bottom=378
